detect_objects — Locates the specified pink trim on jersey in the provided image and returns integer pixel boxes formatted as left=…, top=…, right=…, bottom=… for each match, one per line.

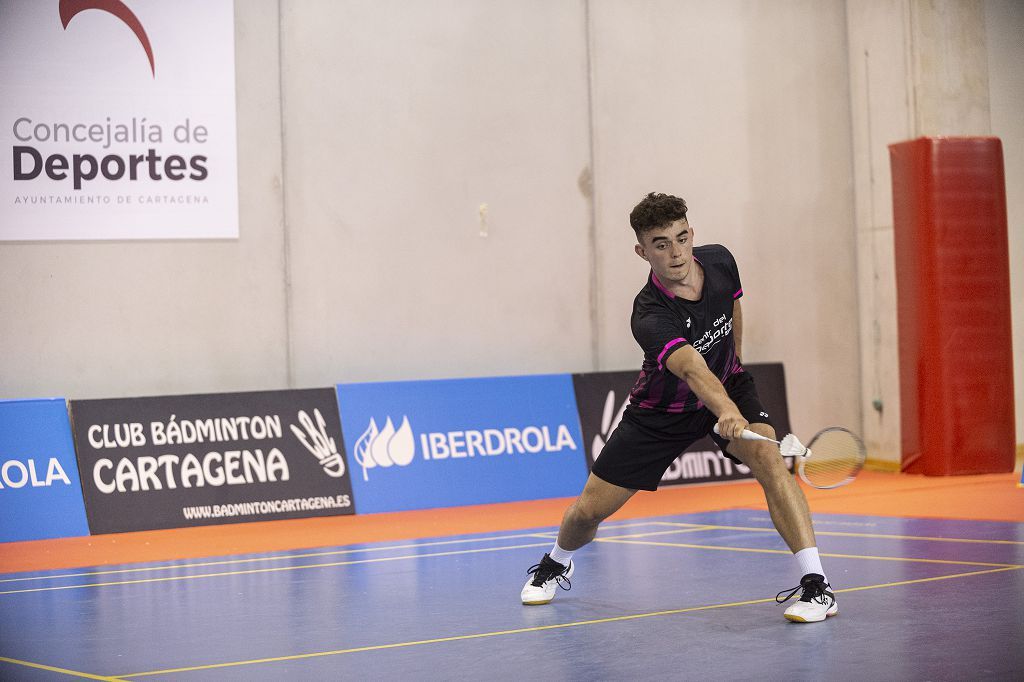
left=733, top=288, right=743, bottom=299
left=638, top=372, right=666, bottom=408
left=728, top=354, right=744, bottom=378
left=650, top=270, right=675, bottom=299
left=656, top=337, right=687, bottom=370
left=665, top=384, right=691, bottom=412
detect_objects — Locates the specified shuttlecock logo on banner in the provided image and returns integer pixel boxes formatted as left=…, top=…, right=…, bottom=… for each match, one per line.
left=0, top=0, right=238, bottom=240
left=290, top=409, right=346, bottom=478
left=354, top=417, right=416, bottom=481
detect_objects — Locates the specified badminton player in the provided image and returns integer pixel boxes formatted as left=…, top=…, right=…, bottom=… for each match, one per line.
left=521, top=192, right=837, bottom=622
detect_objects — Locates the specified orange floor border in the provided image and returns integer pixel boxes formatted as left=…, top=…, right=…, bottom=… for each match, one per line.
left=1, top=470, right=1021, bottom=574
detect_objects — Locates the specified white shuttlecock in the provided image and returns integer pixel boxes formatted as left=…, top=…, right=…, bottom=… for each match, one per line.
left=779, top=433, right=807, bottom=458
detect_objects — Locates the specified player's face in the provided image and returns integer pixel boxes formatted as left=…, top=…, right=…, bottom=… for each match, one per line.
left=634, top=219, right=695, bottom=284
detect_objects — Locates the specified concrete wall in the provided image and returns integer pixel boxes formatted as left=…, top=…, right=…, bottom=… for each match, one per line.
left=985, top=0, right=1024, bottom=449
left=1, top=1, right=1020, bottom=455
left=279, top=0, right=594, bottom=386
left=847, top=0, right=1023, bottom=464
left=846, top=0, right=909, bottom=464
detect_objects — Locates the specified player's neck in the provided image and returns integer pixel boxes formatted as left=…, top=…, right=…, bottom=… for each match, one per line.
left=666, top=261, right=703, bottom=300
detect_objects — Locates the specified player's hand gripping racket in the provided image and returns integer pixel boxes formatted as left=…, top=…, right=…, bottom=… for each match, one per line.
left=713, top=424, right=866, bottom=489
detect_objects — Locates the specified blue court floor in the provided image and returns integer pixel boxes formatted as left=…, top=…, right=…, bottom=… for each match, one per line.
left=1, top=509, right=1022, bottom=680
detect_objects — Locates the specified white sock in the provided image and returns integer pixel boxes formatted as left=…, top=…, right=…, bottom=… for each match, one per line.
left=794, top=547, right=827, bottom=583
left=548, top=542, right=574, bottom=566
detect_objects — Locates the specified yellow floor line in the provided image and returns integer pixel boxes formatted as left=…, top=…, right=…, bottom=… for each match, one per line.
left=597, top=537, right=1023, bottom=568
left=0, top=656, right=124, bottom=681
left=836, top=566, right=1023, bottom=591
left=649, top=520, right=1024, bottom=545
left=598, top=526, right=719, bottom=540
left=118, top=565, right=1022, bottom=679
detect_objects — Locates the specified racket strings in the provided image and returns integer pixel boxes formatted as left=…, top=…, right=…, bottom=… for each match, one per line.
left=801, top=429, right=865, bottom=488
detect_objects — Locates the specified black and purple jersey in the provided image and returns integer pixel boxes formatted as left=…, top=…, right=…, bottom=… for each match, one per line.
left=628, top=244, right=744, bottom=413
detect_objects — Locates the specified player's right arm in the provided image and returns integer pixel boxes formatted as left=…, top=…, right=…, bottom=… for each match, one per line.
left=665, top=345, right=747, bottom=439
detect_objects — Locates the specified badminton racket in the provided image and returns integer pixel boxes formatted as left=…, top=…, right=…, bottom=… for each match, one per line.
left=713, top=425, right=866, bottom=489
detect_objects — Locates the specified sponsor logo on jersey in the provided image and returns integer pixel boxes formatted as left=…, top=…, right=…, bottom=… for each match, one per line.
left=692, top=313, right=733, bottom=354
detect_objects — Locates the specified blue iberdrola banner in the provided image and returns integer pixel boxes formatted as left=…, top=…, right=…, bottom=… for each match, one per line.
left=336, top=375, right=588, bottom=513
left=0, top=398, right=90, bottom=542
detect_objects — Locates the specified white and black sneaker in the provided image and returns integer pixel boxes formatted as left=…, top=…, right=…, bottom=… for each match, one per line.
left=776, top=573, right=838, bottom=622
left=521, top=553, right=574, bottom=605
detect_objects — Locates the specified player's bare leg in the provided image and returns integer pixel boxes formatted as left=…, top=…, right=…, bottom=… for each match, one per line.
left=725, top=423, right=815, bottom=552
left=521, top=474, right=636, bottom=604
left=556, top=474, right=637, bottom=550
left=727, top=422, right=837, bottom=622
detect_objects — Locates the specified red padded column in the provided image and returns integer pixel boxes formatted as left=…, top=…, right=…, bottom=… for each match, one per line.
left=889, top=137, right=1015, bottom=476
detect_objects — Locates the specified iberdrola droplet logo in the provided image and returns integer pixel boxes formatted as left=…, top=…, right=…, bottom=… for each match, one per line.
left=353, top=416, right=415, bottom=481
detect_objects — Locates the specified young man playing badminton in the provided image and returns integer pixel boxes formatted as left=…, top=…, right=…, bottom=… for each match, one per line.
left=521, top=192, right=837, bottom=622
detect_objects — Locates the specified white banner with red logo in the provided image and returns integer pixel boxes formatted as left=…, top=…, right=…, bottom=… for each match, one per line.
left=0, top=0, right=238, bottom=240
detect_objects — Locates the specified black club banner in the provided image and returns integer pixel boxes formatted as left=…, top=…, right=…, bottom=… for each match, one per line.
left=69, top=388, right=355, bottom=533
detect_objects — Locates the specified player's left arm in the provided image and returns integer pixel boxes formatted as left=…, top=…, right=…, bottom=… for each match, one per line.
left=733, top=298, right=743, bottom=361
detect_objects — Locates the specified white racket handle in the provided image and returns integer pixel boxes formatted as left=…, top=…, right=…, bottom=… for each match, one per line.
left=713, top=424, right=780, bottom=444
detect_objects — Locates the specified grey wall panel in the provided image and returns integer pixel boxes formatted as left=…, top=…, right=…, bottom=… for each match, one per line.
left=985, top=0, right=1024, bottom=443
left=280, top=0, right=594, bottom=385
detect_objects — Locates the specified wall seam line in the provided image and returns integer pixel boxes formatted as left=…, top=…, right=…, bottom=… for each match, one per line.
left=276, top=0, right=295, bottom=388
left=584, top=0, right=600, bottom=372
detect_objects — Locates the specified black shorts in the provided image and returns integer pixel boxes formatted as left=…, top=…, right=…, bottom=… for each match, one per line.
left=591, top=370, right=773, bottom=491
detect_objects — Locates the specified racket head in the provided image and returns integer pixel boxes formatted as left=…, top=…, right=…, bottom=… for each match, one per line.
left=798, top=427, right=866, bottom=489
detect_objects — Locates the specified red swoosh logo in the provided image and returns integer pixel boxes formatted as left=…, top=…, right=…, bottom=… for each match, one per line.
left=59, top=0, right=155, bottom=77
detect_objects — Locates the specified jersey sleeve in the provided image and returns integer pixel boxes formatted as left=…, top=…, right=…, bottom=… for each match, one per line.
left=633, top=311, right=692, bottom=370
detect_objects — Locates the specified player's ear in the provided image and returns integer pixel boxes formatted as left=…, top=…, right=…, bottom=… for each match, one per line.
left=634, top=243, right=648, bottom=261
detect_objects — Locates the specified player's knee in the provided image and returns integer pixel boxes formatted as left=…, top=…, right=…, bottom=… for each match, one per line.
left=743, top=444, right=788, bottom=480
left=570, top=495, right=613, bottom=526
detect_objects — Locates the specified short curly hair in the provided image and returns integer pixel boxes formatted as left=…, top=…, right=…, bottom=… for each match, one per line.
left=629, top=192, right=688, bottom=236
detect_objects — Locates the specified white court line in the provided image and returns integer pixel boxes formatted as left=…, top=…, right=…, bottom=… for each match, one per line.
left=0, top=520, right=666, bottom=587
left=5, top=522, right=1018, bottom=596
